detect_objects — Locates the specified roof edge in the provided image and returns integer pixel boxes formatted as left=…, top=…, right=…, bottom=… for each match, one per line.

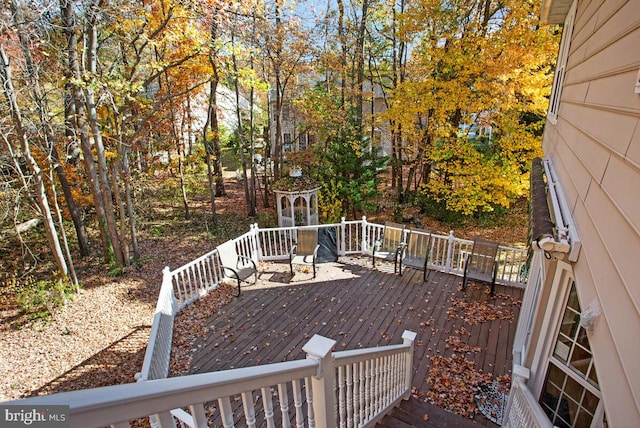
left=540, top=0, right=573, bottom=25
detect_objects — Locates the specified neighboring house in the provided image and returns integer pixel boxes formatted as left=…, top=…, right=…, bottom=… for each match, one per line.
left=504, top=0, right=640, bottom=427
left=268, top=89, right=315, bottom=156
left=269, top=83, right=392, bottom=158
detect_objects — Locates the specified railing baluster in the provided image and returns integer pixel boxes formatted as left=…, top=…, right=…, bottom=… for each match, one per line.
left=346, top=364, right=353, bottom=428
left=292, top=379, right=304, bottom=428
left=352, top=363, right=360, bottom=427
left=277, top=382, right=291, bottom=428
left=219, top=396, right=234, bottom=428
left=338, top=365, right=346, bottom=428
left=364, top=359, right=371, bottom=419
left=261, top=386, right=276, bottom=428
left=359, top=361, right=365, bottom=425
left=188, top=402, right=208, bottom=428
left=155, top=411, right=175, bottom=427
left=242, top=391, right=257, bottom=428
left=305, top=376, right=315, bottom=428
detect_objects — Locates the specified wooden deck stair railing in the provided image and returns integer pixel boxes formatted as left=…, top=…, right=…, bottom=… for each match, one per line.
left=9, top=331, right=418, bottom=428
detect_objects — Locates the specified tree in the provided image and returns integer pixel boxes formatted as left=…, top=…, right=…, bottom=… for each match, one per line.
left=380, top=0, right=558, bottom=214
left=0, top=34, right=69, bottom=278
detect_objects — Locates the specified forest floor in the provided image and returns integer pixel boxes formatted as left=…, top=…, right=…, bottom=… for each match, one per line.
left=0, top=171, right=528, bottom=402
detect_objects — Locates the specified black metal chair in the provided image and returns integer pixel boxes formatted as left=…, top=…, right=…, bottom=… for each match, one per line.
left=462, top=238, right=500, bottom=296
left=289, top=228, right=320, bottom=278
left=398, top=228, right=432, bottom=281
left=217, top=240, right=257, bottom=296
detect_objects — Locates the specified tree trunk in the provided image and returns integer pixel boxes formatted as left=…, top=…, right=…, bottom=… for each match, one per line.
left=231, top=32, right=251, bottom=215
left=85, top=0, right=125, bottom=265
left=120, top=143, right=140, bottom=261
left=207, top=8, right=226, bottom=198
left=0, top=42, right=69, bottom=277
left=111, top=164, right=130, bottom=265
left=49, top=168, right=79, bottom=287
left=166, top=73, right=190, bottom=220
left=247, top=11, right=258, bottom=217
left=354, top=0, right=370, bottom=135
left=60, top=0, right=112, bottom=262
left=12, top=0, right=90, bottom=258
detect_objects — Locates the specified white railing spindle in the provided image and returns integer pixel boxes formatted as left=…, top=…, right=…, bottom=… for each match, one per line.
left=277, top=383, right=291, bottom=428
left=261, top=386, right=276, bottom=428
left=218, top=396, right=234, bottom=428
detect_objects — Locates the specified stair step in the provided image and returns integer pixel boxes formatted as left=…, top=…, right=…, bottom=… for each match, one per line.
left=377, top=397, right=482, bottom=428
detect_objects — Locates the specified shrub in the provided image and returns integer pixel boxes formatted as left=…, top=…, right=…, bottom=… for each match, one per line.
left=16, top=274, right=78, bottom=323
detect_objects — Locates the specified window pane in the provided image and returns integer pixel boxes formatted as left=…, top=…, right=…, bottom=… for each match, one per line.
left=577, top=326, right=590, bottom=350
left=541, top=383, right=563, bottom=416
left=570, top=343, right=592, bottom=377
left=589, top=363, right=599, bottom=386
left=554, top=334, right=572, bottom=362
left=564, top=375, right=583, bottom=404
left=566, top=282, right=580, bottom=311
left=559, top=306, right=580, bottom=338
left=553, top=415, right=571, bottom=428
left=583, top=389, right=599, bottom=414
left=575, top=409, right=594, bottom=428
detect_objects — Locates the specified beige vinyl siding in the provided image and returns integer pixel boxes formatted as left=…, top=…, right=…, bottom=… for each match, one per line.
left=626, top=121, right=640, bottom=165
left=541, top=0, right=640, bottom=423
left=571, top=201, right=640, bottom=421
left=562, top=104, right=637, bottom=155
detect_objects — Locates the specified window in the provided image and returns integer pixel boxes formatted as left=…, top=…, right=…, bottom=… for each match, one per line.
left=547, top=1, right=577, bottom=124
left=283, top=133, right=292, bottom=153
left=299, top=132, right=314, bottom=151
left=539, top=281, right=606, bottom=427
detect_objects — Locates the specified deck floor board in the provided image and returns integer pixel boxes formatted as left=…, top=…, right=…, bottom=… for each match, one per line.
left=180, top=256, right=524, bottom=426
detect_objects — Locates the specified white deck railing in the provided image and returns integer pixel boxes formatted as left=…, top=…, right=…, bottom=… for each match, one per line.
left=11, top=331, right=416, bottom=428
left=9, top=219, right=527, bottom=427
left=503, top=373, right=553, bottom=428
left=138, top=217, right=527, bottom=385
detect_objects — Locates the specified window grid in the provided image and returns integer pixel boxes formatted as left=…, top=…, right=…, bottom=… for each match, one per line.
left=540, top=281, right=603, bottom=427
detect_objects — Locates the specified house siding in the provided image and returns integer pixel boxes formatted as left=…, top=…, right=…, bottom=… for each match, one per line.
left=541, top=0, right=640, bottom=424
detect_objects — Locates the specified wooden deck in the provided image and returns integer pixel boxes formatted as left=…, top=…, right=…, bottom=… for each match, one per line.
left=183, top=256, right=523, bottom=426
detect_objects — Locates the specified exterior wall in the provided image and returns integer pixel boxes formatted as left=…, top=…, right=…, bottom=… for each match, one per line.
left=540, top=0, right=640, bottom=424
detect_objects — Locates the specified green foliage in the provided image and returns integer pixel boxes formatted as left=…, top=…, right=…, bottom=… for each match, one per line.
left=151, top=225, right=165, bottom=236
left=15, top=274, right=78, bottom=323
left=318, top=180, right=345, bottom=224
left=411, top=192, right=468, bottom=227
left=257, top=211, right=277, bottom=228
left=298, top=85, right=388, bottom=217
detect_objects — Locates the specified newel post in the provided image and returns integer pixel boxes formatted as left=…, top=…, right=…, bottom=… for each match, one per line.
left=445, top=230, right=455, bottom=273
left=303, top=335, right=337, bottom=428
left=402, top=330, right=417, bottom=398
left=361, top=215, right=368, bottom=255
left=251, top=223, right=261, bottom=262
left=340, top=217, right=346, bottom=256
left=161, top=266, right=177, bottom=314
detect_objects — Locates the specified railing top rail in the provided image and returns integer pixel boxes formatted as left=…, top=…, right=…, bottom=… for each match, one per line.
left=168, top=248, right=218, bottom=276
left=333, top=343, right=410, bottom=366
left=14, top=359, right=318, bottom=427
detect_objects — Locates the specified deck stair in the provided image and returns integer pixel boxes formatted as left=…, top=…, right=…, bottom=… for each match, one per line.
left=377, top=397, right=482, bottom=428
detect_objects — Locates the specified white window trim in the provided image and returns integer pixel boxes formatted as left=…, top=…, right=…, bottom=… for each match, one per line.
left=547, top=0, right=577, bottom=124
left=530, top=261, right=574, bottom=394
left=530, top=262, right=605, bottom=427
left=512, top=249, right=546, bottom=367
